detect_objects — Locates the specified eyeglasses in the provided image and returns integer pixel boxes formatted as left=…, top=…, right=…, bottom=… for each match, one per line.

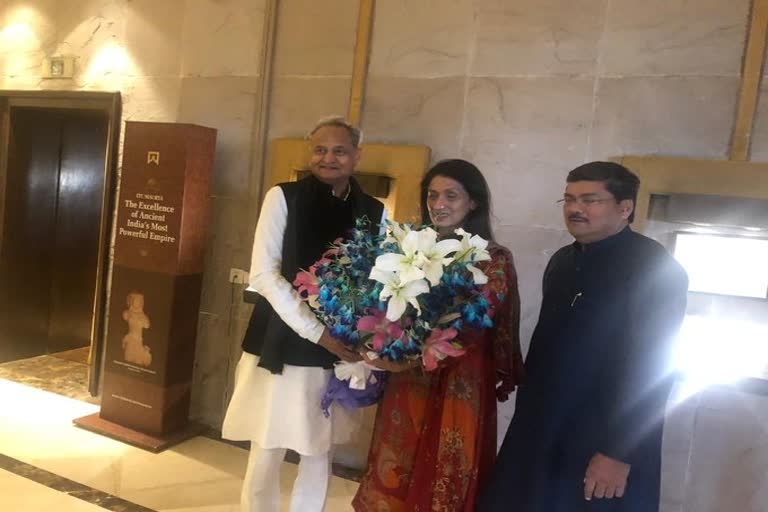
left=556, top=197, right=615, bottom=207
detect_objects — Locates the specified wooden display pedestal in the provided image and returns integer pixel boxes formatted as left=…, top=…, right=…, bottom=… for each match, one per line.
left=74, top=122, right=216, bottom=452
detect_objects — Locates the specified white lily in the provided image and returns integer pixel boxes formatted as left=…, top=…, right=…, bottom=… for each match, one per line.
left=376, top=227, right=463, bottom=286
left=369, top=267, right=429, bottom=321
left=453, top=228, right=491, bottom=285
left=374, top=229, right=427, bottom=284
left=453, top=227, right=492, bottom=263
left=382, top=219, right=409, bottom=247
left=466, top=264, right=489, bottom=285
left=417, top=228, right=462, bottom=286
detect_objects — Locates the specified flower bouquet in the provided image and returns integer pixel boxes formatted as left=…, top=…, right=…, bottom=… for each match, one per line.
left=293, top=218, right=497, bottom=414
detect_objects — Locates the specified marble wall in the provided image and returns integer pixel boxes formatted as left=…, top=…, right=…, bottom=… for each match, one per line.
left=3, top=0, right=768, bottom=480
left=662, top=383, right=768, bottom=512
left=0, top=0, right=267, bottom=425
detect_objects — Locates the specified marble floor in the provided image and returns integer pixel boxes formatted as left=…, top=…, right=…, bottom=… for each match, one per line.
left=0, top=349, right=97, bottom=404
left=0, top=468, right=115, bottom=512
left=10, top=351, right=766, bottom=512
left=0, top=376, right=360, bottom=511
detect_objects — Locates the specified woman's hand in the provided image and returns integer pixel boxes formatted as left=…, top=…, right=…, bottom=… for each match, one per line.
left=362, top=352, right=420, bottom=373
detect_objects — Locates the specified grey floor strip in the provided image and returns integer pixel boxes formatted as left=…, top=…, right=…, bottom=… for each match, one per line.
left=0, top=453, right=156, bottom=512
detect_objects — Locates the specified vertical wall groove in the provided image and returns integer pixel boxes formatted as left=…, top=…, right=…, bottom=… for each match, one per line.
left=730, top=0, right=768, bottom=161
left=348, top=0, right=375, bottom=126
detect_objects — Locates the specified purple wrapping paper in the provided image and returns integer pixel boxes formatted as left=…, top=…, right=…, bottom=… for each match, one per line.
left=320, top=371, right=389, bottom=416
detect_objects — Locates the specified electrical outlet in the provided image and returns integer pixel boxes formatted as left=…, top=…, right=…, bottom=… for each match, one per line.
left=229, top=268, right=249, bottom=284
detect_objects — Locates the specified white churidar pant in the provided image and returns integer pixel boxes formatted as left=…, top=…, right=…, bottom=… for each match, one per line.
left=223, top=353, right=359, bottom=511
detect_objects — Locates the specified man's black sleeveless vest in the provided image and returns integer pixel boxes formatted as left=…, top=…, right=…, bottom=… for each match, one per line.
left=242, top=174, right=384, bottom=374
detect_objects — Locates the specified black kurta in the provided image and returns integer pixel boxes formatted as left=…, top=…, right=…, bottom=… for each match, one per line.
left=480, top=227, right=688, bottom=512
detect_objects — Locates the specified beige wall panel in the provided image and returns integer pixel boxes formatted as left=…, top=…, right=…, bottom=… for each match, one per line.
left=190, top=313, right=230, bottom=423
left=268, top=76, right=352, bottom=138
left=362, top=76, right=464, bottom=162
left=199, top=196, right=254, bottom=319
left=600, top=0, right=750, bottom=76
left=124, top=0, right=185, bottom=78
left=181, top=0, right=266, bottom=78
left=121, top=76, right=183, bottom=123
left=462, top=76, right=594, bottom=168
left=590, top=77, right=740, bottom=160
left=473, top=0, right=605, bottom=76
left=369, top=0, right=473, bottom=77
left=461, top=77, right=593, bottom=228
left=273, top=0, right=358, bottom=76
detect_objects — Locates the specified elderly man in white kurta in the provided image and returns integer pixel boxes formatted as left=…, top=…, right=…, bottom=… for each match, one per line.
left=222, top=117, right=386, bottom=512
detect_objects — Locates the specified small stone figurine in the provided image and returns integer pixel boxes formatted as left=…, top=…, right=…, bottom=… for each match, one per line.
left=122, top=292, right=152, bottom=367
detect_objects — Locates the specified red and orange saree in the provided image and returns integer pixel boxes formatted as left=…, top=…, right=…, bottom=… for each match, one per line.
left=353, top=245, right=524, bottom=512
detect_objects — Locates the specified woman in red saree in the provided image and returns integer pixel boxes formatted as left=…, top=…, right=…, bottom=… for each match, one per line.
left=352, top=159, right=524, bottom=512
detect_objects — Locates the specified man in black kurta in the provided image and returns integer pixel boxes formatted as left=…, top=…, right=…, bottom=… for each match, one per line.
left=480, top=162, right=688, bottom=512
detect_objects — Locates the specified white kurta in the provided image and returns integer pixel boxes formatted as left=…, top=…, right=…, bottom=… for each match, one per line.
left=222, top=352, right=359, bottom=455
left=222, top=185, right=385, bottom=456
